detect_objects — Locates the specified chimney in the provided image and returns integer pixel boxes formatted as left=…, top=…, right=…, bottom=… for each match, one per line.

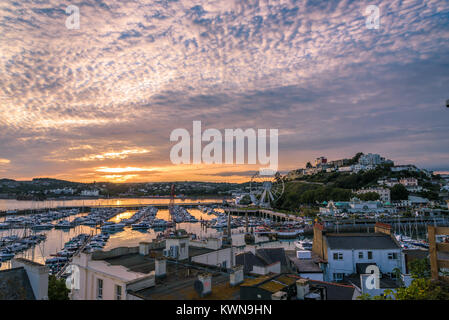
left=139, top=242, right=151, bottom=255
left=155, top=258, right=166, bottom=278
left=271, top=291, right=287, bottom=300
left=230, top=266, right=244, bottom=286
left=296, top=279, right=310, bottom=300
left=197, top=273, right=212, bottom=297
left=375, top=222, right=391, bottom=235
left=312, top=222, right=325, bottom=259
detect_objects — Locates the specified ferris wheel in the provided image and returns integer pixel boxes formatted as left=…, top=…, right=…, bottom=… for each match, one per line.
left=249, top=171, right=285, bottom=208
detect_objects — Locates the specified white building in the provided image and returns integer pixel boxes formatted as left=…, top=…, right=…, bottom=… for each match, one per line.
left=69, top=238, right=236, bottom=300
left=311, top=223, right=405, bottom=282
left=81, top=189, right=100, bottom=197
left=69, top=246, right=156, bottom=300
left=377, top=178, right=399, bottom=187
left=354, top=188, right=391, bottom=203
left=319, top=198, right=396, bottom=216
left=358, top=154, right=392, bottom=167
left=391, top=165, right=419, bottom=173
left=400, top=178, right=418, bottom=187
left=47, top=188, right=75, bottom=195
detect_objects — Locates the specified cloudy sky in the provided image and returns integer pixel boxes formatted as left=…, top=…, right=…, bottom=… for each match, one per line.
left=0, top=0, right=448, bottom=183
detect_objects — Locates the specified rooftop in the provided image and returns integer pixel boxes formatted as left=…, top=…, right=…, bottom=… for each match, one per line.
left=132, top=272, right=240, bottom=300
left=286, top=251, right=322, bottom=273
left=344, top=274, right=399, bottom=290
left=325, top=233, right=401, bottom=250
left=0, top=267, right=35, bottom=300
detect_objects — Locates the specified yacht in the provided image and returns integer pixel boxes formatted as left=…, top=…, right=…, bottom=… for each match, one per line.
left=31, top=223, right=54, bottom=230
left=55, top=220, right=73, bottom=229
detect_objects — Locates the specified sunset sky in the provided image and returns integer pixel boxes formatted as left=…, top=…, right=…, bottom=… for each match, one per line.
left=0, top=0, right=448, bottom=183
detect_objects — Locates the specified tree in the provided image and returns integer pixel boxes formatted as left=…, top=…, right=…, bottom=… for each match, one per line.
left=391, top=184, right=409, bottom=201
left=348, top=152, right=364, bottom=165
left=408, top=258, right=431, bottom=279
left=48, top=275, right=70, bottom=300
left=386, top=278, right=449, bottom=300
left=238, top=195, right=252, bottom=205
left=357, top=192, right=380, bottom=201
left=368, top=258, right=449, bottom=300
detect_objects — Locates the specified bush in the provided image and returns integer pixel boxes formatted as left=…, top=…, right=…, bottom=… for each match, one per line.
left=48, top=275, right=70, bottom=300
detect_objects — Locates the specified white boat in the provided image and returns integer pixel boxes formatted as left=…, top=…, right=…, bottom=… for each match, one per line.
left=31, top=223, right=54, bottom=230
left=276, top=229, right=303, bottom=239
left=55, top=220, right=73, bottom=229
left=295, top=240, right=313, bottom=250
left=0, top=223, right=10, bottom=229
left=0, top=251, right=15, bottom=260
left=132, top=222, right=151, bottom=230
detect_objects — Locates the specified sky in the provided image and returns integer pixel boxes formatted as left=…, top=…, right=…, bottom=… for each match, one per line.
left=0, top=0, right=448, bottom=183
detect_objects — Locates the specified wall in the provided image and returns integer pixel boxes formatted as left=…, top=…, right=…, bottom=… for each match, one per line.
left=326, top=248, right=404, bottom=281
left=252, top=261, right=281, bottom=275
left=70, top=253, right=152, bottom=300
left=190, top=238, right=222, bottom=250
left=11, top=259, right=48, bottom=300
left=191, top=248, right=233, bottom=268
left=298, top=273, right=324, bottom=281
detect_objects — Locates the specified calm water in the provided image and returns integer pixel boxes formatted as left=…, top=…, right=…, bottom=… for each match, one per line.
left=0, top=198, right=224, bottom=211
left=0, top=208, right=239, bottom=270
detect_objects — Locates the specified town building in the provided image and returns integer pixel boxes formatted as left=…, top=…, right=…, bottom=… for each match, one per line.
left=80, top=189, right=100, bottom=197
left=400, top=178, right=418, bottom=187
left=235, top=248, right=289, bottom=276
left=354, top=187, right=391, bottom=203
left=358, top=153, right=393, bottom=166
left=0, top=258, right=49, bottom=300
left=286, top=250, right=324, bottom=281
left=391, top=165, right=419, bottom=173
left=311, top=223, right=405, bottom=282
left=377, top=178, right=399, bottom=187
left=315, top=157, right=327, bottom=167
left=319, top=198, right=396, bottom=216
left=239, top=274, right=357, bottom=300
left=69, top=236, right=237, bottom=300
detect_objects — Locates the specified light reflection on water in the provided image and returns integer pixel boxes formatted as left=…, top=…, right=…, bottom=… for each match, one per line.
left=0, top=208, right=232, bottom=271
left=0, top=198, right=224, bottom=211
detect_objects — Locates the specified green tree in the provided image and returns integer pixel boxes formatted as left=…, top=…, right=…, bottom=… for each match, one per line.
left=370, top=258, right=449, bottom=300
left=408, top=258, right=431, bottom=279
left=387, top=279, right=449, bottom=300
left=391, top=184, right=409, bottom=201
left=357, top=192, right=380, bottom=201
left=238, top=195, right=252, bottom=205
left=48, top=275, right=70, bottom=300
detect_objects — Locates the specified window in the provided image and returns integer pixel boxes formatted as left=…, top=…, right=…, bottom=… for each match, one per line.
left=97, top=279, right=103, bottom=299
left=333, top=273, right=344, bottom=281
left=358, top=252, right=364, bottom=259
left=333, top=252, right=343, bottom=260
left=388, top=252, right=398, bottom=260
left=115, top=285, right=122, bottom=300
left=367, top=251, right=373, bottom=260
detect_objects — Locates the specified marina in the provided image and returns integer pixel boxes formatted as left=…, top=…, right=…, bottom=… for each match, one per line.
left=0, top=200, right=314, bottom=272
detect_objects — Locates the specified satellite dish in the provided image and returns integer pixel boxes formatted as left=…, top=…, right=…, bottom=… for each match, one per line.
left=194, top=280, right=204, bottom=296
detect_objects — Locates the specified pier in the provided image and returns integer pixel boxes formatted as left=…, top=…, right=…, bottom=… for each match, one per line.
left=224, top=207, right=303, bottom=222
